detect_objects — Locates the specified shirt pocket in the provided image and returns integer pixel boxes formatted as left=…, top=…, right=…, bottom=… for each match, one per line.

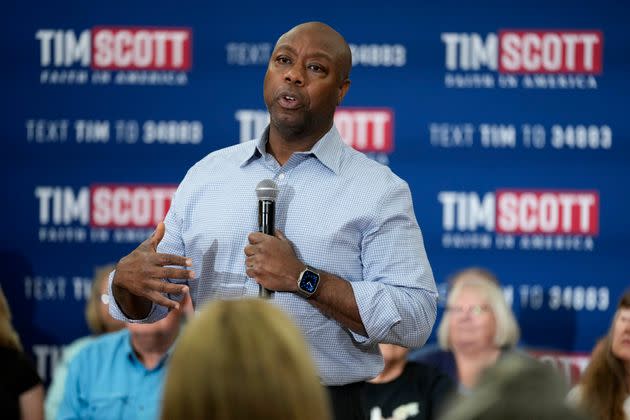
left=80, top=393, right=128, bottom=420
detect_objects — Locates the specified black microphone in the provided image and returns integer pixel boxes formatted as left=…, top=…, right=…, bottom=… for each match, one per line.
left=256, top=179, right=278, bottom=299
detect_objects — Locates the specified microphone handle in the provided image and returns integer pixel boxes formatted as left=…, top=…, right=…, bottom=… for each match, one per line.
left=258, top=200, right=275, bottom=298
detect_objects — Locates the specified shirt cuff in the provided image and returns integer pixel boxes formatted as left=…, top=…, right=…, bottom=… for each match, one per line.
left=348, top=281, right=402, bottom=346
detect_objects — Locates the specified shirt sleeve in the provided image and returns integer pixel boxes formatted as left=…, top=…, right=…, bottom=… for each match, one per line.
left=108, top=185, right=187, bottom=324
left=56, top=353, right=84, bottom=420
left=45, top=338, right=92, bottom=420
left=349, top=180, right=438, bottom=347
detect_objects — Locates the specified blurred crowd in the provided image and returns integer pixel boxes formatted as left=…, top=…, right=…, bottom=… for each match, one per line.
left=1, top=266, right=629, bottom=420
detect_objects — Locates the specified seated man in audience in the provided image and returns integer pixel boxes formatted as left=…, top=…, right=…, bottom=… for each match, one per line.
left=57, top=295, right=189, bottom=420
left=363, top=343, right=454, bottom=420
left=46, top=264, right=125, bottom=420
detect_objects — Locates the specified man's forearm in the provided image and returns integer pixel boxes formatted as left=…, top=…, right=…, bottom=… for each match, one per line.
left=308, top=272, right=367, bottom=337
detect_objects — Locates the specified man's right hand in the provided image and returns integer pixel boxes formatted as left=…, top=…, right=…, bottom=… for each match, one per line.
left=112, top=221, right=194, bottom=319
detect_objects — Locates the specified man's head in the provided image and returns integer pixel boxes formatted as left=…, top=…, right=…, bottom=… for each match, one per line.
left=263, top=22, right=351, bottom=141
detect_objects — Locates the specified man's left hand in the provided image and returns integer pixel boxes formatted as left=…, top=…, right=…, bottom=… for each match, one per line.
left=244, top=229, right=304, bottom=293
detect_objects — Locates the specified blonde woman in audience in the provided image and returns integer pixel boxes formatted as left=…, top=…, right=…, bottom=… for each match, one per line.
left=45, top=264, right=125, bottom=419
left=568, top=289, right=630, bottom=420
left=0, top=286, right=44, bottom=420
left=162, top=299, right=332, bottom=420
left=411, top=268, right=520, bottom=394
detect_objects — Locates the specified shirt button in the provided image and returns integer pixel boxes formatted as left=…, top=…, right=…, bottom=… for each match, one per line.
left=277, top=173, right=285, bottom=181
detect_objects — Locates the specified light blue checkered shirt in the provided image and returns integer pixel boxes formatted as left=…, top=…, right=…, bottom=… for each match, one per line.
left=110, top=125, right=438, bottom=385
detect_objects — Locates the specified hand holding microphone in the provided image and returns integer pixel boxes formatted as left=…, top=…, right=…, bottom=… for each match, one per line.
left=244, top=179, right=304, bottom=299
left=255, top=179, right=278, bottom=298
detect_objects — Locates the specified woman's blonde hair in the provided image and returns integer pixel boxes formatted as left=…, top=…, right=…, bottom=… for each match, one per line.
left=0, top=286, right=22, bottom=351
left=162, top=299, right=332, bottom=420
left=438, top=268, right=520, bottom=350
left=85, top=264, right=115, bottom=334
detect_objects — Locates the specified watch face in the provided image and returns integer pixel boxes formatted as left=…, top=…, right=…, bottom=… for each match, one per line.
left=299, top=270, right=319, bottom=294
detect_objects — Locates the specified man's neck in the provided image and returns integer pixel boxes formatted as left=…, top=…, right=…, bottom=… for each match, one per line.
left=454, top=346, right=501, bottom=364
left=454, top=347, right=501, bottom=388
left=267, top=124, right=331, bottom=166
left=131, top=332, right=176, bottom=370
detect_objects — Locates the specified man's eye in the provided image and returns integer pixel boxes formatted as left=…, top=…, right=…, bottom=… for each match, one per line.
left=308, top=64, right=324, bottom=72
left=276, top=56, right=291, bottom=64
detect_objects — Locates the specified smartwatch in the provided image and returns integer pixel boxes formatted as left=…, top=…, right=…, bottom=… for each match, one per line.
left=297, top=266, right=320, bottom=298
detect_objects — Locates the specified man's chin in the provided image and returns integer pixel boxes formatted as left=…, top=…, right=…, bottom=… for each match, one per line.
left=271, top=114, right=306, bottom=135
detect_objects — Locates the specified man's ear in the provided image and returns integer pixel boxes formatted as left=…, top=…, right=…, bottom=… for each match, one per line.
left=337, top=79, right=351, bottom=105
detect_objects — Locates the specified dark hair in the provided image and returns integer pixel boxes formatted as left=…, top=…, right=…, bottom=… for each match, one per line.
left=578, top=289, right=630, bottom=420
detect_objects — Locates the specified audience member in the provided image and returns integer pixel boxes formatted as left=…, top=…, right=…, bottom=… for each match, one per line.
left=410, top=268, right=520, bottom=393
left=45, top=264, right=125, bottom=419
left=440, top=353, right=586, bottom=420
left=0, top=285, right=44, bottom=420
left=363, top=343, right=454, bottom=420
left=161, top=299, right=332, bottom=420
left=568, top=289, right=630, bottom=420
left=57, top=295, right=188, bottom=420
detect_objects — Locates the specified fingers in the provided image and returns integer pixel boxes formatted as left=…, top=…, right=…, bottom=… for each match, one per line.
left=154, top=253, right=192, bottom=268
left=248, top=231, right=267, bottom=244
left=244, top=244, right=256, bottom=256
left=146, top=290, right=181, bottom=311
left=274, top=229, right=287, bottom=240
left=160, top=267, right=196, bottom=280
left=148, top=222, right=166, bottom=251
left=141, top=279, right=189, bottom=311
left=245, top=256, right=258, bottom=278
left=147, top=278, right=189, bottom=295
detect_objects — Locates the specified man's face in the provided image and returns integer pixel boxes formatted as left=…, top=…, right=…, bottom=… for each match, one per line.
left=263, top=26, right=349, bottom=138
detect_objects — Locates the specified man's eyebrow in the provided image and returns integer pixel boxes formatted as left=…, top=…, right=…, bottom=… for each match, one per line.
left=273, top=44, right=334, bottom=62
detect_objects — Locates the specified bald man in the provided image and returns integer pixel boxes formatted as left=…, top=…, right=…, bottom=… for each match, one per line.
left=109, top=22, right=438, bottom=419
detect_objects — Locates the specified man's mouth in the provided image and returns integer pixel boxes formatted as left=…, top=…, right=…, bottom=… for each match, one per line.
left=277, top=92, right=303, bottom=109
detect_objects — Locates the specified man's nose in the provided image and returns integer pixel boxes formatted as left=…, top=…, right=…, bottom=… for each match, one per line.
left=284, top=66, right=304, bottom=86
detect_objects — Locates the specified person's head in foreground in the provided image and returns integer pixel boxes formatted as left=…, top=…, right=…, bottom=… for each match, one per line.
left=440, top=354, right=586, bottom=420
left=161, top=298, right=332, bottom=420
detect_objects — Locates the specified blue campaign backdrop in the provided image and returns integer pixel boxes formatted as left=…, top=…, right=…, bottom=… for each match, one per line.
left=2, top=0, right=628, bottom=383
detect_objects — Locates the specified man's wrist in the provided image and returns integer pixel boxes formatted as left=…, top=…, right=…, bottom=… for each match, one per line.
left=112, top=274, right=152, bottom=320
left=296, top=266, right=321, bottom=298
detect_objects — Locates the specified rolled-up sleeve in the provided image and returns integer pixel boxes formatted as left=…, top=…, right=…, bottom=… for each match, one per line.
left=349, top=180, right=438, bottom=347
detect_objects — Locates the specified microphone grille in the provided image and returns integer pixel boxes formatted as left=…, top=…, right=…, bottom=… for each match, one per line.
left=256, top=179, right=279, bottom=201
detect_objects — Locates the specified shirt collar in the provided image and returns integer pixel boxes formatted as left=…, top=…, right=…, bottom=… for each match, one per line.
left=124, top=329, right=177, bottom=370
left=239, top=124, right=345, bottom=175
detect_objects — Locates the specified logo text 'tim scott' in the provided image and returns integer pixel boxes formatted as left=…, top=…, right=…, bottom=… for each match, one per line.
left=36, top=27, right=192, bottom=71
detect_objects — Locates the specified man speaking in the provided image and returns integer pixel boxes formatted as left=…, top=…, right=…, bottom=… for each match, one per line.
left=109, top=21, right=438, bottom=420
